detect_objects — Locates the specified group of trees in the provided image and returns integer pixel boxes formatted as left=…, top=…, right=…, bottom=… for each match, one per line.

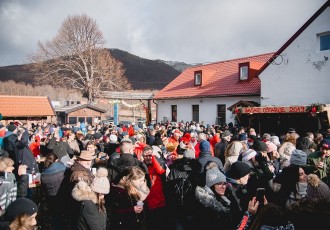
left=0, top=80, right=84, bottom=102
left=27, top=14, right=130, bottom=104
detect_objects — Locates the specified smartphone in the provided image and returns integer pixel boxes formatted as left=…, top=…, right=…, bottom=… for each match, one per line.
left=256, top=188, right=265, bottom=205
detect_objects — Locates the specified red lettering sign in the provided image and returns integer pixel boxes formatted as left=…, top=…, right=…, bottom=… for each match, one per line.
left=242, top=106, right=307, bottom=114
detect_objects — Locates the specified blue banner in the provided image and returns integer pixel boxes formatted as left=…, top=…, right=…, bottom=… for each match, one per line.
left=114, top=103, right=119, bottom=125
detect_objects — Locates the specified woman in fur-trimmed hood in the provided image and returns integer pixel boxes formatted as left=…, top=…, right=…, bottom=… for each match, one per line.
left=194, top=162, right=239, bottom=230
left=72, top=167, right=110, bottom=230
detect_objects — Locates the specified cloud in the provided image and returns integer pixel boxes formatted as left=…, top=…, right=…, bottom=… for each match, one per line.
left=0, top=0, right=326, bottom=66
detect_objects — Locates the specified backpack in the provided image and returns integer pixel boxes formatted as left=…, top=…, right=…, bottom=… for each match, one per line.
left=170, top=169, right=194, bottom=207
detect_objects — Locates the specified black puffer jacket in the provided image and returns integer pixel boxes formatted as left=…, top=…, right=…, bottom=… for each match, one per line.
left=41, top=161, right=66, bottom=196
left=195, top=185, right=237, bottom=230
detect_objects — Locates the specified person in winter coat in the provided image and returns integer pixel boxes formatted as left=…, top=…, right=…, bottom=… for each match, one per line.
left=237, top=199, right=294, bottom=230
left=108, top=166, right=150, bottom=230
left=224, top=134, right=248, bottom=172
left=107, top=138, right=149, bottom=187
left=0, top=197, right=38, bottom=230
left=198, top=140, right=223, bottom=175
left=141, top=146, right=168, bottom=230
left=272, top=150, right=308, bottom=207
left=166, top=151, right=201, bottom=230
left=307, top=139, right=330, bottom=185
left=214, top=130, right=232, bottom=165
left=57, top=150, right=96, bottom=229
left=287, top=174, right=330, bottom=230
left=226, top=161, right=251, bottom=226
left=41, top=152, right=66, bottom=230
left=72, top=167, right=110, bottom=230
left=3, top=125, right=38, bottom=197
left=47, top=127, right=74, bottom=159
left=0, top=156, right=27, bottom=217
left=195, top=162, right=238, bottom=230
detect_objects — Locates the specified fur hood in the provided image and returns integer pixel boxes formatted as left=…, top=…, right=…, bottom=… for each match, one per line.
left=72, top=181, right=97, bottom=203
left=195, top=186, right=230, bottom=213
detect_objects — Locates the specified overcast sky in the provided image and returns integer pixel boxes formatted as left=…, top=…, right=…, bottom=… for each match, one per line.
left=0, top=0, right=326, bottom=66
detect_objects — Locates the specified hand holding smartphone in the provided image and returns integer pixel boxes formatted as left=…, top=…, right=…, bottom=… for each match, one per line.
left=256, top=188, right=265, bottom=207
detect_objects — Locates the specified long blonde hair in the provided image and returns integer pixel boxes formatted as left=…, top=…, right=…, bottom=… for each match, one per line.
left=9, top=214, right=35, bottom=230
left=119, top=166, right=148, bottom=201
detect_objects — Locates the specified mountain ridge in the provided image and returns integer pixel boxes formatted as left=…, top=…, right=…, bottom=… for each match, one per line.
left=0, top=49, right=191, bottom=90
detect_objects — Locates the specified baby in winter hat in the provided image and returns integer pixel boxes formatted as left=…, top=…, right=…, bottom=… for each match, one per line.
left=91, top=167, right=110, bottom=194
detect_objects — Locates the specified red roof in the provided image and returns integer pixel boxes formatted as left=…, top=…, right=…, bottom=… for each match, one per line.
left=154, top=53, right=274, bottom=99
left=0, top=96, right=55, bottom=117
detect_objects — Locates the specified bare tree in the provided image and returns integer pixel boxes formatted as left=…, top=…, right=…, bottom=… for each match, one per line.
left=28, top=14, right=130, bottom=104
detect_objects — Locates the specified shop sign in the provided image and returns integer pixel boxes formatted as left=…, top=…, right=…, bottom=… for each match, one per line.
left=242, top=106, right=307, bottom=114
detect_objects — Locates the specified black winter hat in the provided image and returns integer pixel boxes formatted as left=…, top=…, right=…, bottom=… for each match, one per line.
left=5, top=198, right=38, bottom=222
left=253, top=141, right=268, bottom=152
left=226, top=161, right=251, bottom=180
left=154, top=137, right=163, bottom=146
left=94, top=132, right=103, bottom=140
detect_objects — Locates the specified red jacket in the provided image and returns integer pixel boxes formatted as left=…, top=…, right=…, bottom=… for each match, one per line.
left=29, top=136, right=41, bottom=157
left=145, top=156, right=166, bottom=210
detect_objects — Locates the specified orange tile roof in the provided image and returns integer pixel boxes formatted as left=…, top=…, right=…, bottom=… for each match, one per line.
left=154, top=53, right=274, bottom=99
left=0, top=96, right=55, bottom=117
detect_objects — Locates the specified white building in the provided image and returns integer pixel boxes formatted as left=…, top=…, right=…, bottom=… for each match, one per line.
left=259, top=1, right=330, bottom=106
left=154, top=53, right=273, bottom=125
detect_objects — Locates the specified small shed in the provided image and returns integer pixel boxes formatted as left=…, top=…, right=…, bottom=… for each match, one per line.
left=55, top=104, right=106, bottom=125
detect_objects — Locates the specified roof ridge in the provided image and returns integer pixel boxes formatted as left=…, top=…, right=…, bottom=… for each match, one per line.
left=191, top=52, right=275, bottom=68
left=0, top=95, right=48, bottom=98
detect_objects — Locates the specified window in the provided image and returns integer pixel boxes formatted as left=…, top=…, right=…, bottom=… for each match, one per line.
left=320, top=33, right=330, bottom=51
left=86, top=117, right=92, bottom=125
left=68, top=117, right=77, bottom=124
left=217, top=104, right=226, bottom=125
left=239, top=65, right=249, bottom=80
left=171, top=105, right=177, bottom=122
left=194, top=71, right=202, bottom=86
left=192, top=105, right=199, bottom=122
left=78, top=117, right=85, bottom=123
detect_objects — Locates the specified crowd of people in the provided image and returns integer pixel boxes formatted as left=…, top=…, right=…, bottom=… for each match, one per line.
left=0, top=120, right=330, bottom=230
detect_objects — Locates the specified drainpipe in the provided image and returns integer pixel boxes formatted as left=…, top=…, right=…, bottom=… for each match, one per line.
left=153, top=99, right=158, bottom=123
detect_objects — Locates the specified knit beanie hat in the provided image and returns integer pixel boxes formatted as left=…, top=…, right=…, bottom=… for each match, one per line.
left=5, top=198, right=38, bottom=222
left=91, top=167, right=110, bottom=194
left=241, top=149, right=257, bottom=162
left=253, top=141, right=268, bottom=152
left=238, top=133, right=247, bottom=141
left=205, top=162, right=226, bottom=187
left=109, top=134, right=118, bottom=143
left=226, top=161, right=251, bottom=180
left=290, top=149, right=307, bottom=166
left=306, top=174, right=330, bottom=203
left=199, top=140, right=210, bottom=152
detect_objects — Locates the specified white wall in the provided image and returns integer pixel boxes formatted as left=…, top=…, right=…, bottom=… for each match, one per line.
left=260, top=7, right=330, bottom=106
left=156, top=96, right=260, bottom=125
